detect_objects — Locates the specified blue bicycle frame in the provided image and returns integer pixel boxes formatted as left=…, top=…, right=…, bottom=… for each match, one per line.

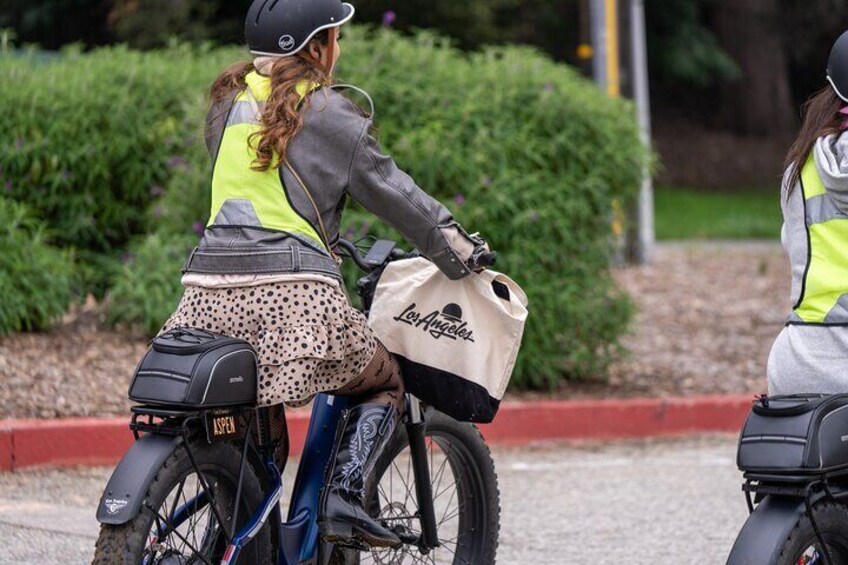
left=220, top=393, right=348, bottom=565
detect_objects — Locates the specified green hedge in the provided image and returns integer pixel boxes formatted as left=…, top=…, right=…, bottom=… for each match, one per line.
left=0, top=45, right=231, bottom=291
left=0, top=198, right=76, bottom=334
left=2, top=29, right=647, bottom=387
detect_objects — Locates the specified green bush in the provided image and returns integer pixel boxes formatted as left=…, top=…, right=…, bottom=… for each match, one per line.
left=0, top=197, right=76, bottom=334
left=0, top=45, right=232, bottom=290
left=4, top=28, right=647, bottom=387
left=336, top=29, right=645, bottom=385
left=107, top=232, right=197, bottom=336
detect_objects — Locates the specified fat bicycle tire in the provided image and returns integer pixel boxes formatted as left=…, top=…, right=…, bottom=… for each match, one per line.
left=775, top=500, right=848, bottom=565
left=92, top=440, right=273, bottom=565
left=336, top=409, right=500, bottom=565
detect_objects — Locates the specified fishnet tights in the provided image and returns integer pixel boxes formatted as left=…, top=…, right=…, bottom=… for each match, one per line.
left=334, top=342, right=405, bottom=414
left=262, top=343, right=405, bottom=469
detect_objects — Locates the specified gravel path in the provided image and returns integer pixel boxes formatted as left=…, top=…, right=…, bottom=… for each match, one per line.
left=0, top=242, right=790, bottom=419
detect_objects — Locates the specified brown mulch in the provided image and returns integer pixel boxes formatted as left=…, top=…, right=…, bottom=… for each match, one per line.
left=0, top=299, right=148, bottom=419
left=609, top=241, right=787, bottom=397
left=0, top=243, right=790, bottom=419
left=505, top=242, right=788, bottom=402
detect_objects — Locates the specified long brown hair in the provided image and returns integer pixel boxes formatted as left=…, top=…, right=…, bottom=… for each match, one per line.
left=209, top=30, right=333, bottom=172
left=784, top=86, right=844, bottom=191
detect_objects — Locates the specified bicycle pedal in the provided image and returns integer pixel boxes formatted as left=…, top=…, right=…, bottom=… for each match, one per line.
left=323, top=535, right=370, bottom=552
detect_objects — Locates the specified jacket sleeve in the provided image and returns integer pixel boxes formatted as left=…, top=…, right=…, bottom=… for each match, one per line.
left=204, top=98, right=233, bottom=162
left=346, top=127, right=478, bottom=280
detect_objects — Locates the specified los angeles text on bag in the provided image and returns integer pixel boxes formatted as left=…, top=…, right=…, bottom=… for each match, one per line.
left=368, top=258, right=528, bottom=423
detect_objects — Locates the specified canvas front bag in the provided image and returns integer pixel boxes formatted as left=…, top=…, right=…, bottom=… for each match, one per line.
left=368, top=257, right=529, bottom=423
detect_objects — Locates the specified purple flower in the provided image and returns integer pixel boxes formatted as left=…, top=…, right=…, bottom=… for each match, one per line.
left=14, top=137, right=24, bottom=150
left=149, top=185, right=164, bottom=198
left=454, top=194, right=466, bottom=206
left=481, top=176, right=493, bottom=187
left=344, top=227, right=357, bottom=239
left=166, top=156, right=188, bottom=169
left=382, top=10, right=396, bottom=27
left=192, top=221, right=205, bottom=235
left=121, top=252, right=134, bottom=263
left=543, top=83, right=556, bottom=92
left=152, top=206, right=163, bottom=218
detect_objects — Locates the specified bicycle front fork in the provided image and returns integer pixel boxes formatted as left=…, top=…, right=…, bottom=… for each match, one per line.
left=404, top=394, right=441, bottom=552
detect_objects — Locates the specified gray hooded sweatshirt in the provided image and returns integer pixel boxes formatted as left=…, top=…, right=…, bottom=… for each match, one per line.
left=768, top=132, right=848, bottom=394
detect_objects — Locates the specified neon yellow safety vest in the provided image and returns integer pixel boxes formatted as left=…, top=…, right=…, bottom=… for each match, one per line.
left=791, top=155, right=848, bottom=324
left=208, top=72, right=325, bottom=249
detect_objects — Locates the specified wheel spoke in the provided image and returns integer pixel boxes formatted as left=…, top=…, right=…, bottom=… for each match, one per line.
left=433, top=479, right=457, bottom=502
left=145, top=505, right=213, bottom=565
left=356, top=426, right=494, bottom=565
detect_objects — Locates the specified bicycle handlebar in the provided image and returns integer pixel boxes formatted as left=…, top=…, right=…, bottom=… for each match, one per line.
left=336, top=239, right=495, bottom=273
left=335, top=239, right=373, bottom=272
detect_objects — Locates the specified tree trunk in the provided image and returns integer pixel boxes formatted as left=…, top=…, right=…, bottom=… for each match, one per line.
left=713, top=0, right=795, bottom=135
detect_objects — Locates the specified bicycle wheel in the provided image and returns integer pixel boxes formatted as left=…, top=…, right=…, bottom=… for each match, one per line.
left=342, top=410, right=500, bottom=565
left=776, top=501, right=848, bottom=565
left=92, top=440, right=273, bottom=565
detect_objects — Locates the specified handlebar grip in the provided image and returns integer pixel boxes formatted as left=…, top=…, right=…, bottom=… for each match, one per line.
left=474, top=251, right=497, bottom=269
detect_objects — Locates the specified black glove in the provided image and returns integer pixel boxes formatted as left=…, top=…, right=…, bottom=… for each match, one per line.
left=466, top=234, right=497, bottom=272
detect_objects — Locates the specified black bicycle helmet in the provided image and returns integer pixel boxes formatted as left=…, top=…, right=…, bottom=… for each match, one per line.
left=245, top=0, right=355, bottom=57
left=827, top=30, right=848, bottom=102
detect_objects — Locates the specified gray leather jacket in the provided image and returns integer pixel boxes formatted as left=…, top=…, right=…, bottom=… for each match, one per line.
left=184, top=85, right=477, bottom=281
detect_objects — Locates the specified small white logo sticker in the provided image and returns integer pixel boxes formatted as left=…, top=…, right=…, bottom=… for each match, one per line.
left=229, top=375, right=244, bottom=384
left=278, top=35, right=296, bottom=51
left=104, top=498, right=128, bottom=515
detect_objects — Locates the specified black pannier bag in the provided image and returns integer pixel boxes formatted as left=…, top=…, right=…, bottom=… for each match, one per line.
left=128, top=327, right=257, bottom=408
left=737, top=394, right=848, bottom=473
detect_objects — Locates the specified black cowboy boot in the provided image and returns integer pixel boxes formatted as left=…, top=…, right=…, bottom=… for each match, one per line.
left=319, top=403, right=401, bottom=548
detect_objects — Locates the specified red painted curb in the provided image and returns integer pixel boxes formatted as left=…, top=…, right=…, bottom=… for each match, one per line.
left=0, top=395, right=754, bottom=472
left=477, top=395, right=753, bottom=445
left=0, top=427, right=12, bottom=472
left=8, top=418, right=135, bottom=471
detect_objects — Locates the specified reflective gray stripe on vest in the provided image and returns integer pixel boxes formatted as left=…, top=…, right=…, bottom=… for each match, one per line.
left=226, top=100, right=266, bottom=127
left=825, top=294, right=848, bottom=323
left=806, top=193, right=848, bottom=225
left=213, top=200, right=262, bottom=226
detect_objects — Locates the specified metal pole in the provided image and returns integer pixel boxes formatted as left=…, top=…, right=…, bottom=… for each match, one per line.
left=589, top=0, right=608, bottom=91
left=629, top=0, right=654, bottom=263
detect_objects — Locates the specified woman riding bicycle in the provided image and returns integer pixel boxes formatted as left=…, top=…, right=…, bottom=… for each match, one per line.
left=768, top=30, right=848, bottom=396
left=161, top=0, right=489, bottom=550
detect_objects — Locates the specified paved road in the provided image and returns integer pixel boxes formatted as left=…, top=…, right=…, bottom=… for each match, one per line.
left=0, top=436, right=748, bottom=564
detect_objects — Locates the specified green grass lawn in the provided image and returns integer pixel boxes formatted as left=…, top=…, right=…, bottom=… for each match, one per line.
left=654, top=186, right=782, bottom=240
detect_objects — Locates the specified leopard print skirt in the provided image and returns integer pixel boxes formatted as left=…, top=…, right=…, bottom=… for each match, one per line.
left=162, top=280, right=378, bottom=407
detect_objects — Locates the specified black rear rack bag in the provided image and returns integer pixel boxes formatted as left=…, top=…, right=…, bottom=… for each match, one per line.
left=737, top=393, right=848, bottom=473
left=128, top=327, right=257, bottom=408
